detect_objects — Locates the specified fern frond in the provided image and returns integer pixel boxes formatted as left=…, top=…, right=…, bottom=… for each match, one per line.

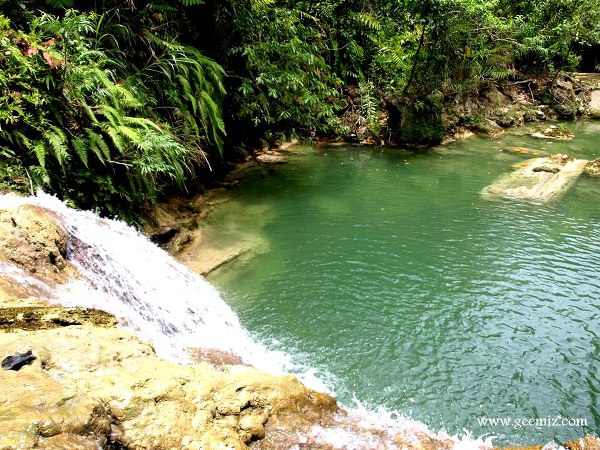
left=33, top=141, right=47, bottom=169
left=100, top=124, right=126, bottom=154
left=72, top=137, right=89, bottom=167
left=351, top=13, right=382, bottom=32
left=86, top=129, right=111, bottom=162
left=117, top=124, right=142, bottom=143
left=43, top=126, right=69, bottom=168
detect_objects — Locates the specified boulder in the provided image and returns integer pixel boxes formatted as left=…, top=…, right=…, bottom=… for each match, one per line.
left=0, top=204, right=77, bottom=283
left=584, top=158, right=600, bottom=177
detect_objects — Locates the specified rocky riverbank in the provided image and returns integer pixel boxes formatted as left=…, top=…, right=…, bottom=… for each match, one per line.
left=439, top=73, right=599, bottom=145
left=0, top=201, right=339, bottom=449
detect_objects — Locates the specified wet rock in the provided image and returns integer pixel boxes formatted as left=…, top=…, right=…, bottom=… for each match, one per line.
left=187, top=347, right=245, bottom=367
left=564, top=436, right=600, bottom=450
left=481, top=154, right=588, bottom=202
left=0, top=326, right=338, bottom=449
left=0, top=271, right=53, bottom=307
left=150, top=226, right=179, bottom=245
left=256, top=152, right=287, bottom=164
left=170, top=230, right=194, bottom=254
left=0, top=204, right=77, bottom=283
left=584, top=158, right=600, bottom=177
left=393, top=431, right=454, bottom=450
left=0, top=307, right=117, bottom=331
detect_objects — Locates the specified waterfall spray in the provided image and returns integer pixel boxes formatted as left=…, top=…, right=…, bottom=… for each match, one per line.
left=0, top=192, right=283, bottom=371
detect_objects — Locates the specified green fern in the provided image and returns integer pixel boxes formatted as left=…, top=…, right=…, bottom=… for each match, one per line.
left=86, top=129, right=111, bottom=162
left=72, top=137, right=89, bottom=167
left=43, top=126, right=69, bottom=169
left=351, top=13, right=382, bottom=32
left=32, top=141, right=47, bottom=169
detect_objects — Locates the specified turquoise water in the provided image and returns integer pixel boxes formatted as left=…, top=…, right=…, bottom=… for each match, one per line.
left=207, top=122, right=600, bottom=446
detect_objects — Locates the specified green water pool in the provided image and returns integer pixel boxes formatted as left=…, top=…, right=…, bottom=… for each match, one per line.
left=207, top=122, right=600, bottom=446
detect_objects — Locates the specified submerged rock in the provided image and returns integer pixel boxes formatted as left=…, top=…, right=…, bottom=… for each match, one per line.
left=481, top=154, right=588, bottom=202
left=256, top=151, right=287, bottom=164
left=505, top=147, right=545, bottom=157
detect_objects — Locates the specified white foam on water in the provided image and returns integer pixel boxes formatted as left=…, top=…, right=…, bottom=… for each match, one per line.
left=0, top=261, right=55, bottom=299
left=307, top=398, right=497, bottom=450
left=0, top=192, right=283, bottom=372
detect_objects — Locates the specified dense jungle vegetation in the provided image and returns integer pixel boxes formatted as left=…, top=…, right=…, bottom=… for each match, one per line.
left=0, top=0, right=598, bottom=222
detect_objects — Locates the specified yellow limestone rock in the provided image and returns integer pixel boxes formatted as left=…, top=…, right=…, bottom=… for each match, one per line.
left=0, top=326, right=337, bottom=449
left=481, top=154, right=588, bottom=202
left=584, top=158, right=600, bottom=177
left=0, top=204, right=78, bottom=283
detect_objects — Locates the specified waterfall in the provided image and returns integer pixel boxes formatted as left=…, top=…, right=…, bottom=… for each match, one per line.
left=0, top=192, right=500, bottom=448
left=0, top=192, right=283, bottom=371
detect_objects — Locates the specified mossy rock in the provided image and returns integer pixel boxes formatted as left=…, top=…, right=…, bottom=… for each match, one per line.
left=401, top=111, right=445, bottom=146
left=0, top=307, right=117, bottom=331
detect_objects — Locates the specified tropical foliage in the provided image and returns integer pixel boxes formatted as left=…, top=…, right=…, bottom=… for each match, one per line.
left=0, top=0, right=597, bottom=221
left=0, top=7, right=224, bottom=222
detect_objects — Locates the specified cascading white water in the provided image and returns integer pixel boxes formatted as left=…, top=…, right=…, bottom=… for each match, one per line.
left=0, top=192, right=285, bottom=371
